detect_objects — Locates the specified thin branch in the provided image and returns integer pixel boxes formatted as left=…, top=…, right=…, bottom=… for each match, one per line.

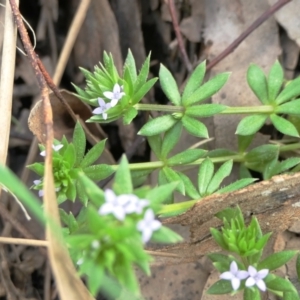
left=168, top=0, right=193, bottom=72
left=0, top=237, right=48, bottom=247
left=146, top=250, right=180, bottom=258
left=207, top=0, right=292, bottom=70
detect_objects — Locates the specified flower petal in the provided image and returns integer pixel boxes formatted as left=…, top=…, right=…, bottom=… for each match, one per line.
left=99, top=203, right=113, bottom=215
left=93, top=107, right=104, bottom=115
left=248, top=265, right=257, bottom=277
left=113, top=207, right=126, bottom=221
left=141, top=227, right=153, bottom=243
left=144, top=209, right=155, bottom=222
left=103, top=91, right=114, bottom=99
left=220, top=271, right=234, bottom=280
left=113, top=83, right=121, bottom=94
left=150, top=219, right=161, bottom=231
left=104, top=189, right=117, bottom=203
left=98, top=97, right=105, bottom=107
left=237, top=270, right=249, bottom=280
left=103, top=112, right=108, bottom=120
left=38, top=190, right=44, bottom=197
left=33, top=179, right=41, bottom=185
left=110, top=99, right=119, bottom=107
left=230, top=261, right=238, bottom=274
left=256, top=279, right=267, bottom=292
left=231, top=277, right=241, bottom=291
left=257, top=269, right=269, bottom=279
left=40, top=150, right=46, bottom=157
left=53, top=144, right=63, bottom=151
left=245, top=277, right=256, bottom=288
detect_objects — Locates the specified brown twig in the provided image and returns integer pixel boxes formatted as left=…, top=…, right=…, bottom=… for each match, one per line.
left=207, top=0, right=292, bottom=70
left=168, top=0, right=193, bottom=72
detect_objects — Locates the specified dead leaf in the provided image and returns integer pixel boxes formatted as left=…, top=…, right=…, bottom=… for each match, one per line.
left=180, top=15, right=203, bottom=43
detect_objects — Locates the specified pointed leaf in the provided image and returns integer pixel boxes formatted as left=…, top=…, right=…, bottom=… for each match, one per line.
left=183, top=72, right=230, bottom=106
left=182, top=115, right=208, bottom=138
left=132, top=77, right=157, bottom=105
left=123, top=107, right=138, bottom=125
left=27, top=163, right=45, bottom=177
left=134, top=53, right=151, bottom=93
left=162, top=167, right=185, bottom=195
left=244, top=287, right=261, bottom=300
left=206, top=279, right=232, bottom=295
left=258, top=250, right=298, bottom=271
left=185, top=104, right=227, bottom=117
left=79, top=140, right=106, bottom=168
left=147, top=134, right=162, bottom=159
left=83, top=164, right=114, bottom=181
left=161, top=122, right=182, bottom=158
left=167, top=149, right=206, bottom=166
left=207, top=160, right=233, bottom=194
left=268, top=60, right=284, bottom=101
left=159, top=64, right=181, bottom=106
left=138, top=115, right=178, bottom=136
left=276, top=99, right=300, bottom=115
left=238, top=134, right=254, bottom=153
left=146, top=182, right=178, bottom=206
left=236, top=114, right=268, bottom=136
left=198, top=158, right=214, bottom=195
left=247, top=64, right=269, bottom=104
left=124, top=49, right=137, bottom=84
left=177, top=172, right=200, bottom=199
left=270, top=114, right=299, bottom=137
left=182, top=61, right=206, bottom=101
left=113, top=156, right=133, bottom=194
left=276, top=77, right=300, bottom=105
left=63, top=144, right=76, bottom=168
left=217, top=178, right=256, bottom=194
left=73, top=122, right=86, bottom=166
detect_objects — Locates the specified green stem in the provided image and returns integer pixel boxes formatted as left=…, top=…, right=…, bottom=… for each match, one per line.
left=134, top=103, right=184, bottom=113
left=220, top=106, right=274, bottom=114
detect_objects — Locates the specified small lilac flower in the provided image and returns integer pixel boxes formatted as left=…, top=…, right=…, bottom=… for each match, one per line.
left=98, top=189, right=128, bottom=221
left=245, top=266, right=269, bottom=292
left=92, top=97, right=111, bottom=120
left=38, top=190, right=44, bottom=197
left=103, top=83, right=125, bottom=107
left=118, top=194, right=149, bottom=214
left=220, top=261, right=249, bottom=291
left=137, top=209, right=161, bottom=243
left=40, top=144, right=63, bottom=157
left=33, top=179, right=42, bottom=186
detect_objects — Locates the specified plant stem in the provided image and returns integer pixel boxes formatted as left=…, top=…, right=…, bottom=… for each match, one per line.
left=134, top=103, right=274, bottom=115
left=134, top=103, right=184, bottom=113
left=221, top=106, right=274, bottom=114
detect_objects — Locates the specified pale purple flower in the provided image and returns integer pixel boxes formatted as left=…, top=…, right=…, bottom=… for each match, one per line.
left=118, top=194, right=149, bottom=214
left=245, top=266, right=269, bottom=292
left=38, top=190, right=44, bottom=197
left=103, top=83, right=125, bottom=107
left=40, top=144, right=63, bottom=157
left=137, top=209, right=161, bottom=243
left=98, top=189, right=128, bottom=221
left=92, top=97, right=111, bottom=120
left=33, top=179, right=42, bottom=186
left=220, top=261, right=249, bottom=291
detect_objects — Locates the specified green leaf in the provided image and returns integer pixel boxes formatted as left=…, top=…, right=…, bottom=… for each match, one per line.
left=87, top=265, right=104, bottom=296
left=161, top=122, right=182, bottom=159
left=210, top=228, right=228, bottom=250
left=146, top=182, right=178, bottom=207
left=259, top=250, right=298, bottom=271
left=67, top=212, right=79, bottom=233
left=167, top=149, right=206, bottom=166
left=158, top=170, right=173, bottom=203
left=159, top=64, right=181, bottom=106
left=147, top=134, right=162, bottom=159
left=83, top=164, right=114, bottom=181
left=80, top=140, right=106, bottom=168
left=134, top=52, right=151, bottom=93
left=276, top=77, right=300, bottom=105
left=176, top=172, right=200, bottom=199
left=198, top=158, right=214, bottom=196
left=247, top=64, right=269, bottom=104
left=276, top=99, right=300, bottom=115
left=207, top=160, right=233, bottom=194
left=124, top=49, right=137, bottom=84
left=63, top=144, right=76, bottom=168
left=206, top=279, right=232, bottom=295
left=131, top=77, right=157, bottom=105
left=185, top=104, right=227, bottom=118
left=27, top=163, right=44, bottom=176
left=236, top=114, right=268, bottom=136
left=274, top=157, right=300, bottom=174
left=270, top=114, right=299, bottom=137
left=283, top=291, right=300, bottom=300
left=183, top=72, right=230, bottom=106
left=182, top=115, right=208, bottom=138
left=123, top=107, right=138, bottom=125
left=267, top=276, right=298, bottom=293
left=268, top=60, right=284, bottom=101
left=217, top=178, right=256, bottom=194
left=182, top=61, right=206, bottom=101
left=73, top=122, right=86, bottom=166
left=113, top=156, right=133, bottom=194
left=238, top=134, right=254, bottom=153
left=66, top=182, right=77, bottom=202
left=296, top=254, right=300, bottom=282
left=138, top=115, right=178, bottom=136
left=152, top=226, right=183, bottom=243
left=162, top=167, right=185, bottom=195
left=76, top=179, right=88, bottom=206
left=131, top=169, right=153, bottom=188
left=244, top=287, right=261, bottom=300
